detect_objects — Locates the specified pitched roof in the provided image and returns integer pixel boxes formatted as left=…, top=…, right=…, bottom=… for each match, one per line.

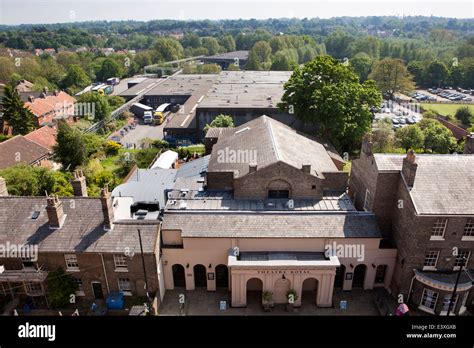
left=0, top=196, right=159, bottom=253
left=162, top=211, right=381, bottom=238
left=208, top=115, right=339, bottom=177
left=373, top=153, right=474, bottom=215
left=0, top=135, right=50, bottom=170
left=25, top=91, right=76, bottom=118
left=24, top=126, right=57, bottom=151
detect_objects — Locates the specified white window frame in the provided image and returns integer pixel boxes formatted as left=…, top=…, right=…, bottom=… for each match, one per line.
left=430, top=218, right=447, bottom=240
left=363, top=189, right=372, bottom=212
left=419, top=288, right=438, bottom=314
left=462, top=219, right=474, bottom=241
left=440, top=293, right=458, bottom=315
left=114, top=254, right=128, bottom=272
left=423, top=250, right=439, bottom=270
left=65, top=254, right=79, bottom=271
left=118, top=278, right=132, bottom=296
left=453, top=250, right=470, bottom=270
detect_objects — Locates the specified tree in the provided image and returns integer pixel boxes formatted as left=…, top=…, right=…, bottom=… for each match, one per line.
left=324, top=30, right=354, bottom=59
left=204, top=114, right=234, bottom=132
left=54, top=121, right=87, bottom=170
left=62, top=64, right=91, bottom=90
left=1, top=84, right=36, bottom=135
left=422, top=122, right=457, bottom=153
left=77, top=92, right=111, bottom=122
left=396, top=125, right=425, bottom=151
left=271, top=50, right=297, bottom=71
left=252, top=41, right=272, bottom=64
left=0, top=57, right=15, bottom=83
left=152, top=37, right=184, bottom=62
left=455, top=106, right=473, bottom=127
left=369, top=58, right=415, bottom=99
left=202, top=37, right=220, bottom=56
left=46, top=268, right=78, bottom=309
left=425, top=60, right=448, bottom=87
left=350, top=53, right=373, bottom=82
left=96, top=58, right=123, bottom=82
left=221, top=35, right=236, bottom=52
left=372, top=120, right=395, bottom=152
left=245, top=50, right=262, bottom=70
left=279, top=55, right=382, bottom=151
left=407, top=61, right=426, bottom=86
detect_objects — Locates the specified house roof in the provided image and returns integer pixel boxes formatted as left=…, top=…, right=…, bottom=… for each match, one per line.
left=162, top=211, right=381, bottom=238
left=0, top=196, right=159, bottom=253
left=25, top=91, right=76, bottom=118
left=0, top=135, right=50, bottom=170
left=373, top=153, right=474, bottom=215
left=208, top=115, right=339, bottom=177
left=24, top=126, right=57, bottom=151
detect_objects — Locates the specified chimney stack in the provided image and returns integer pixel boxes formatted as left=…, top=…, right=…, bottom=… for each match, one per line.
left=100, top=186, right=114, bottom=231
left=402, top=150, right=418, bottom=188
left=361, top=134, right=373, bottom=158
left=464, top=133, right=474, bottom=154
left=249, top=163, right=258, bottom=173
left=302, top=164, right=312, bottom=174
left=46, top=195, right=65, bottom=229
left=70, top=170, right=88, bottom=197
left=0, top=177, right=8, bottom=196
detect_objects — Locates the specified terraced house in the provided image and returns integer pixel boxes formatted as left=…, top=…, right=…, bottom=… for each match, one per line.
left=350, top=134, right=474, bottom=315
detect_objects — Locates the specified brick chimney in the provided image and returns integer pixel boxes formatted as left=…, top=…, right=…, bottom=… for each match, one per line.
left=70, top=170, right=88, bottom=197
left=0, top=177, right=8, bottom=196
left=46, top=195, right=65, bottom=229
left=302, top=164, right=311, bottom=174
left=464, top=133, right=474, bottom=154
left=361, top=134, right=373, bottom=158
left=100, top=186, right=114, bottom=231
left=402, top=150, right=418, bottom=188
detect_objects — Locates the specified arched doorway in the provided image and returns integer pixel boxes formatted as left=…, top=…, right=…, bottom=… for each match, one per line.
left=215, top=264, right=229, bottom=289
left=193, top=264, right=207, bottom=288
left=172, top=264, right=185, bottom=288
left=353, top=264, right=367, bottom=288
left=335, top=264, right=346, bottom=288
left=274, top=277, right=291, bottom=303
left=301, top=278, right=318, bottom=306
left=246, top=278, right=263, bottom=306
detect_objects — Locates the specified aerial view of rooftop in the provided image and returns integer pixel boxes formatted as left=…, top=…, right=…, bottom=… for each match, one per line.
left=0, top=0, right=473, bottom=346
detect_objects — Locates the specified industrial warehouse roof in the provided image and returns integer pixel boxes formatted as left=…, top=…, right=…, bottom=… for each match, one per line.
left=162, top=211, right=381, bottom=238
left=373, top=153, right=474, bottom=215
left=208, top=115, right=339, bottom=177
left=199, top=71, right=292, bottom=109
left=0, top=197, right=159, bottom=253
left=202, top=50, right=249, bottom=61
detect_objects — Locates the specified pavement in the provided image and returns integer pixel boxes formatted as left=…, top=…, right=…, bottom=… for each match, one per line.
left=158, top=288, right=385, bottom=316
left=118, top=124, right=165, bottom=148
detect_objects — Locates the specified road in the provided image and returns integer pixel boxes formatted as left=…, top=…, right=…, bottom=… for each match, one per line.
left=119, top=123, right=165, bottom=148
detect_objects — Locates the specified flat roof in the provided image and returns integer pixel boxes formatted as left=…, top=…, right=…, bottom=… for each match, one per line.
left=202, top=50, right=249, bottom=61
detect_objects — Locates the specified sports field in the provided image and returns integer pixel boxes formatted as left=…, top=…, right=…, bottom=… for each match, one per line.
left=421, top=103, right=474, bottom=117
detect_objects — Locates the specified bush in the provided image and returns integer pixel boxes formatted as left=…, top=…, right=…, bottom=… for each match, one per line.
left=46, top=268, right=78, bottom=309
left=104, top=140, right=122, bottom=156
left=455, top=106, right=473, bottom=127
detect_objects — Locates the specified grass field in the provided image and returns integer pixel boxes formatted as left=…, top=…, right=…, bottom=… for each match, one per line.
left=421, top=103, right=474, bottom=117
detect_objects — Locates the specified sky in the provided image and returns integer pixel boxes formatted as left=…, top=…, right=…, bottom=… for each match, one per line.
left=0, top=0, right=473, bottom=25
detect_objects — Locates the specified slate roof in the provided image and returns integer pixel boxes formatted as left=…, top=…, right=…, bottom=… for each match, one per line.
left=0, top=197, right=159, bottom=253
left=162, top=211, right=381, bottom=238
left=208, top=115, right=339, bottom=177
left=24, top=126, right=57, bottom=151
left=0, top=135, right=50, bottom=169
left=373, top=154, right=474, bottom=215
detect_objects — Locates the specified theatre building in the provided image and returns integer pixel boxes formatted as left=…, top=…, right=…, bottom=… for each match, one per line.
left=160, top=116, right=397, bottom=307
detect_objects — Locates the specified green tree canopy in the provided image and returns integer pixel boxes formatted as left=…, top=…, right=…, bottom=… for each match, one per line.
left=455, top=106, right=473, bottom=127
left=396, top=125, right=425, bottom=151
left=77, top=92, right=111, bottom=122
left=96, top=58, right=123, bottom=82
left=54, top=121, right=87, bottom=170
left=1, top=84, right=36, bottom=135
left=62, top=64, right=91, bottom=90
left=46, top=268, right=78, bottom=309
left=204, top=114, right=234, bottom=132
left=279, top=55, right=382, bottom=151
left=422, top=121, right=457, bottom=153
left=369, top=58, right=415, bottom=98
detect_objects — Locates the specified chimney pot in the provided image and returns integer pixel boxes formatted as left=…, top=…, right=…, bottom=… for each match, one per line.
left=70, top=170, right=88, bottom=197
left=249, top=163, right=257, bottom=173
left=402, top=150, right=418, bottom=188
left=46, top=195, right=65, bottom=229
left=100, top=186, right=114, bottom=230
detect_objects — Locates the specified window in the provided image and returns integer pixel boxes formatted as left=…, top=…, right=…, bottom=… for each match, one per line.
left=463, top=219, right=474, bottom=238
left=375, top=265, right=387, bottom=284
left=423, top=250, right=439, bottom=270
left=114, top=254, right=128, bottom=271
left=268, top=190, right=289, bottom=199
left=420, top=288, right=438, bottom=312
left=25, top=282, right=42, bottom=294
left=454, top=250, right=470, bottom=269
left=363, top=189, right=372, bottom=212
left=441, top=294, right=458, bottom=313
left=21, top=256, right=35, bottom=269
left=65, top=254, right=79, bottom=271
left=430, top=218, right=447, bottom=239
left=118, top=278, right=131, bottom=295
left=74, top=278, right=85, bottom=296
